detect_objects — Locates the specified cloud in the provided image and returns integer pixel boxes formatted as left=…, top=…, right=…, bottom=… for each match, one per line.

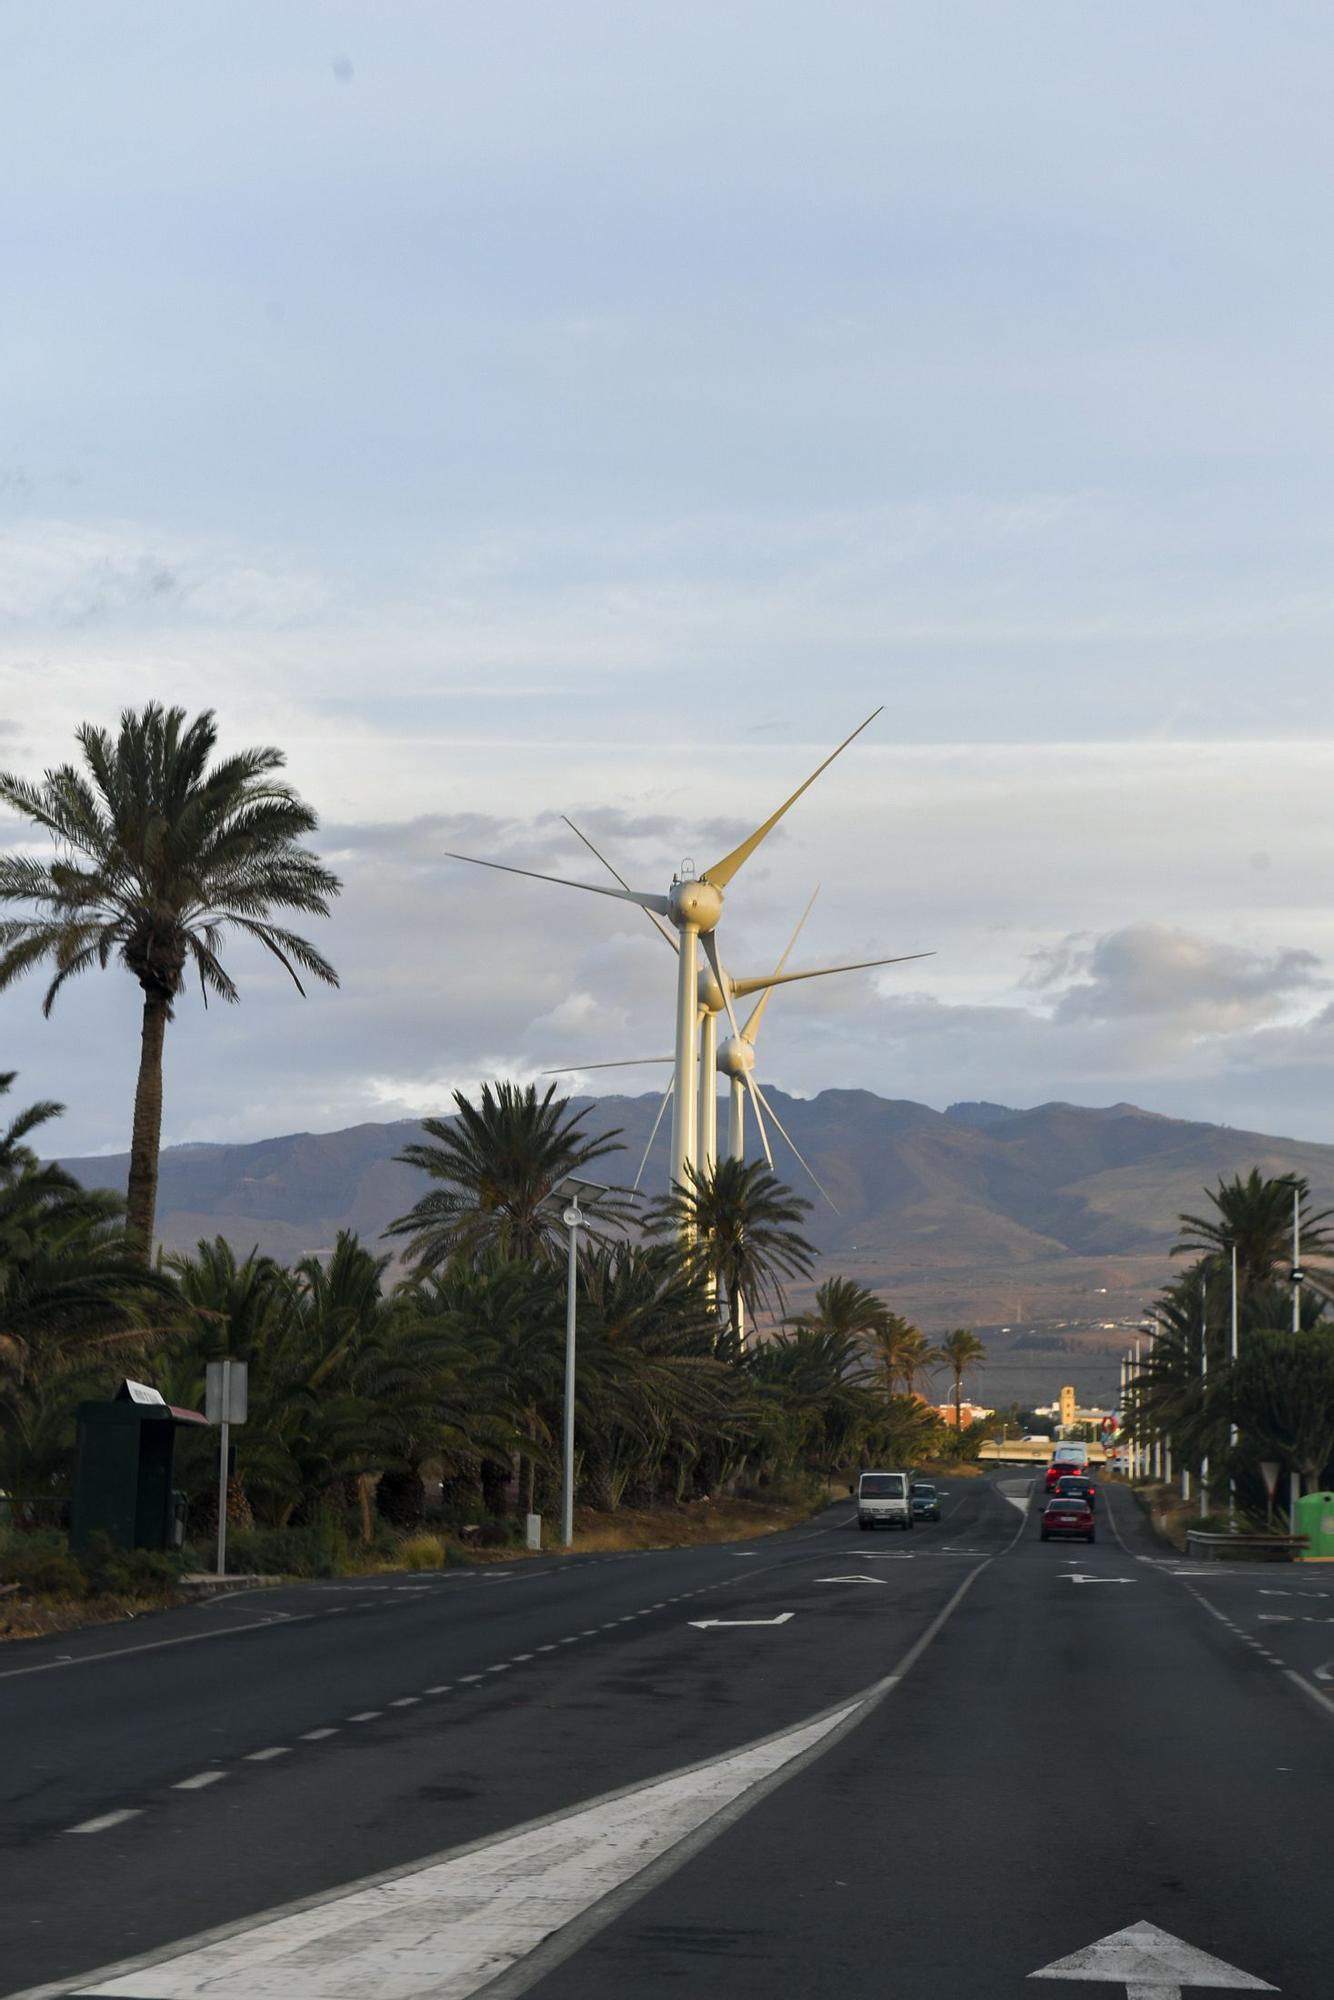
left=1034, top=924, right=1324, bottom=1032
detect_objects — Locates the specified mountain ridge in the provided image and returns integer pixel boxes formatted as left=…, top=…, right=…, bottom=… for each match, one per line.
left=55, top=1090, right=1334, bottom=1406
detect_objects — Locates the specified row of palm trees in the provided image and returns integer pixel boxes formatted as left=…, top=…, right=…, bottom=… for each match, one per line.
left=1130, top=1170, right=1334, bottom=1498
left=0, top=1071, right=985, bottom=1538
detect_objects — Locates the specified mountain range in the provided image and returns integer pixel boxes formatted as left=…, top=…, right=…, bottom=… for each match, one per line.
left=60, top=1091, right=1334, bottom=1409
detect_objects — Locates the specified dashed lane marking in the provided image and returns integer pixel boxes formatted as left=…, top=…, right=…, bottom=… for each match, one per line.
left=347, top=1711, right=382, bottom=1721
left=245, top=1747, right=291, bottom=1762
left=301, top=1728, right=339, bottom=1739
left=66, top=1809, right=141, bottom=1835
left=172, top=1771, right=226, bottom=1791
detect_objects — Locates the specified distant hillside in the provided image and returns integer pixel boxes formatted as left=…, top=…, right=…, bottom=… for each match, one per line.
left=59, top=1091, right=1334, bottom=1407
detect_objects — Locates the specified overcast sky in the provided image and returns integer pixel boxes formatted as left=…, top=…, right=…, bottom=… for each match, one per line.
left=4, top=3, right=1334, bottom=1155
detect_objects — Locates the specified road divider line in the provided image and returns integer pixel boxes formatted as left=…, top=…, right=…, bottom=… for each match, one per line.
left=244, top=1747, right=291, bottom=1762
left=66, top=1809, right=140, bottom=1835
left=347, top=1710, right=382, bottom=1721
left=171, top=1772, right=226, bottom=1791
left=301, top=1728, right=339, bottom=1739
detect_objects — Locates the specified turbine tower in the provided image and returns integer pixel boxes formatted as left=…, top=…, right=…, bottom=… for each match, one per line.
left=445, top=710, right=884, bottom=1199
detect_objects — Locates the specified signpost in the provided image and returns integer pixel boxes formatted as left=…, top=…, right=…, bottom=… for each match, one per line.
left=205, top=1358, right=248, bottom=1578
left=1029, top=1918, right=1276, bottom=1995
left=1259, top=1459, right=1281, bottom=1530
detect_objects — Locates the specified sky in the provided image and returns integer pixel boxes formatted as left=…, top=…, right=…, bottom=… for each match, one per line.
left=4, top=3, right=1334, bottom=1155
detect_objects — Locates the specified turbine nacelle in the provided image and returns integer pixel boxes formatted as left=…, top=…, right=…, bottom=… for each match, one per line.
left=717, top=1034, right=755, bottom=1079
left=698, top=962, right=728, bottom=1013
left=668, top=877, right=723, bottom=932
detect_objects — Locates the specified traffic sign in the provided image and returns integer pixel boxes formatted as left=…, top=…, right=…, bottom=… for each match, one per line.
left=205, top=1358, right=248, bottom=1425
left=1259, top=1460, right=1281, bottom=1499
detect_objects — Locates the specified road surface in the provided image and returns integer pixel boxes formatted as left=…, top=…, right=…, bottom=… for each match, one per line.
left=1, top=1477, right=1328, bottom=1997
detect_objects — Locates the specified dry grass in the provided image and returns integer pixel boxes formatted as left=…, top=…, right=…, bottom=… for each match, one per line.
left=565, top=1495, right=818, bottom=1553
left=0, top=1591, right=179, bottom=1644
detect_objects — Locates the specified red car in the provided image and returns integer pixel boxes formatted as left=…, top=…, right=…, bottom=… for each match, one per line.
left=1040, top=1496, right=1096, bottom=1544
left=1044, top=1461, right=1089, bottom=1492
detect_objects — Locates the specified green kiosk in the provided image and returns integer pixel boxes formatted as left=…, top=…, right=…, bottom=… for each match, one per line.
left=70, top=1379, right=209, bottom=1554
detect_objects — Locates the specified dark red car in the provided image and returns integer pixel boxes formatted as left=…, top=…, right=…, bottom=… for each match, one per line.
left=1044, top=1460, right=1089, bottom=1492
left=1040, top=1496, right=1096, bottom=1544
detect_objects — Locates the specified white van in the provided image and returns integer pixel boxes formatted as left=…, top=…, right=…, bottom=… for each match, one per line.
left=857, top=1470, right=912, bottom=1531
left=1052, top=1441, right=1089, bottom=1469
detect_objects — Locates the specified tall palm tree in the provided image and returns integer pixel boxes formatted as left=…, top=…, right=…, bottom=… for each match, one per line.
left=648, top=1158, right=816, bottom=1346
left=937, top=1327, right=986, bottom=1434
left=1174, top=1170, right=1334, bottom=1300
left=388, top=1081, right=624, bottom=1269
left=0, top=704, right=340, bottom=1258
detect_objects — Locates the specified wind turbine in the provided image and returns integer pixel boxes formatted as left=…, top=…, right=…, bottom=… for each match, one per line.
left=551, top=822, right=931, bottom=1191
left=444, top=710, right=884, bottom=1201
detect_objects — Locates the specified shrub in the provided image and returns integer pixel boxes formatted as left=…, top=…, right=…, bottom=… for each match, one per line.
left=80, top=1533, right=181, bottom=1599
left=396, top=1533, right=446, bottom=1570
left=1, top=1537, right=87, bottom=1599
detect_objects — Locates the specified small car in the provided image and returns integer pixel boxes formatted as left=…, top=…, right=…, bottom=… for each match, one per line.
left=1044, top=1460, right=1089, bottom=1492
left=1040, top=1496, right=1096, bottom=1543
left=910, top=1480, right=941, bottom=1522
left=1054, top=1474, right=1097, bottom=1509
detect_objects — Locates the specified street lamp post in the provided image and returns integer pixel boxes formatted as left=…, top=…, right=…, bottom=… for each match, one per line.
left=561, top=1197, right=582, bottom=1549
left=1229, top=1243, right=1239, bottom=1524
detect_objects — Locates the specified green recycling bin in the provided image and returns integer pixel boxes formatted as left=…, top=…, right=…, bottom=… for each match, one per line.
left=1293, top=1491, right=1334, bottom=1561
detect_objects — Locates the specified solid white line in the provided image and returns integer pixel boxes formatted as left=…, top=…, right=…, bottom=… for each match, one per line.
left=66, top=1809, right=140, bottom=1834
left=301, top=1728, right=339, bottom=1740
left=244, top=1747, right=291, bottom=1762
left=172, top=1771, right=227, bottom=1791
left=0, top=1609, right=325, bottom=1681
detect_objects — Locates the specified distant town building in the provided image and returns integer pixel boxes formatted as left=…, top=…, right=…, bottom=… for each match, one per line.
left=934, top=1400, right=994, bottom=1429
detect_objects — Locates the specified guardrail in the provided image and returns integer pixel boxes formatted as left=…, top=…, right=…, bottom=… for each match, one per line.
left=1184, top=1530, right=1307, bottom=1564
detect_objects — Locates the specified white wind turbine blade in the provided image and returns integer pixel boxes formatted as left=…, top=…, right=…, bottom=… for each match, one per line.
left=731, top=949, right=934, bottom=1001
left=753, top=1080, right=839, bottom=1212
left=541, top=1058, right=672, bottom=1074
left=734, top=886, right=819, bottom=1046
left=702, top=928, right=772, bottom=1169
left=702, top=708, right=882, bottom=890
left=562, top=817, right=679, bottom=954
left=635, top=1075, right=674, bottom=1192
left=444, top=851, right=671, bottom=916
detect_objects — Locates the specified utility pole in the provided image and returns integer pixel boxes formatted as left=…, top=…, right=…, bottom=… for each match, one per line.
left=1199, top=1276, right=1209, bottom=1522
left=1229, top=1243, right=1239, bottom=1524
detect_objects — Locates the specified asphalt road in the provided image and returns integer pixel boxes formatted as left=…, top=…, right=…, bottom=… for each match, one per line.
left=2, top=1477, right=1330, bottom=1998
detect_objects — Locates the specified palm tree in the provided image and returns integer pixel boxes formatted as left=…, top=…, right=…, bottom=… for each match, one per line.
left=388, top=1081, right=625, bottom=1269
left=0, top=704, right=340, bottom=1258
left=867, top=1312, right=938, bottom=1397
left=789, top=1277, right=887, bottom=1342
left=648, top=1158, right=816, bottom=1345
left=937, top=1327, right=986, bottom=1434
left=1174, top=1170, right=1334, bottom=1301
left=0, top=1077, right=176, bottom=1515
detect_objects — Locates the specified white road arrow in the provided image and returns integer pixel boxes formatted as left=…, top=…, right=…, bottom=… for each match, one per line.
left=688, top=1613, right=795, bottom=1629
left=814, top=1575, right=889, bottom=1586
left=1062, top=1575, right=1137, bottom=1586
left=1029, top=1919, right=1277, bottom=1996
